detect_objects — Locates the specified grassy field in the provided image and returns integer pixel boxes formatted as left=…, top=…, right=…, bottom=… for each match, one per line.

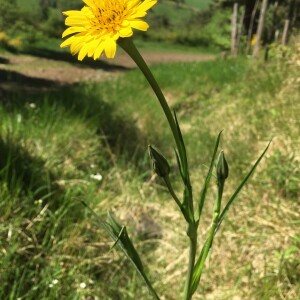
left=0, top=40, right=299, bottom=300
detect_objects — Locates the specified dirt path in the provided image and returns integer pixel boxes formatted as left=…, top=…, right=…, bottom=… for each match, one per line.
left=0, top=51, right=214, bottom=89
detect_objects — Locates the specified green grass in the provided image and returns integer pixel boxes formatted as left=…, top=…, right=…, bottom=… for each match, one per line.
left=135, top=38, right=218, bottom=53
left=0, top=48, right=299, bottom=299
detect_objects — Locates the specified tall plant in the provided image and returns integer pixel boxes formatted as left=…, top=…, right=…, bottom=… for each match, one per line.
left=61, top=1, right=270, bottom=298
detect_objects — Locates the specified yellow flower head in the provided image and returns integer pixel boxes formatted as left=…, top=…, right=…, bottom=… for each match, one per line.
left=61, top=0, right=157, bottom=61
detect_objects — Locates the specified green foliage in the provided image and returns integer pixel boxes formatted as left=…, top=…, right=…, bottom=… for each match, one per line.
left=0, top=0, right=45, bottom=50
left=202, top=9, right=232, bottom=49
left=0, top=0, right=19, bottom=31
left=1, top=0, right=219, bottom=50
left=144, top=3, right=232, bottom=50
left=40, top=8, right=65, bottom=38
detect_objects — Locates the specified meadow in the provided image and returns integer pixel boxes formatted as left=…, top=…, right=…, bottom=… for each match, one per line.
left=0, top=37, right=299, bottom=299
left=0, top=0, right=300, bottom=299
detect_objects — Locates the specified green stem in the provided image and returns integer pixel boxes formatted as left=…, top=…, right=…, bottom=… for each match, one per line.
left=164, top=175, right=191, bottom=223
left=164, top=175, right=181, bottom=208
left=183, top=230, right=197, bottom=300
left=194, top=183, right=224, bottom=286
left=119, top=37, right=196, bottom=300
left=118, top=38, right=182, bottom=160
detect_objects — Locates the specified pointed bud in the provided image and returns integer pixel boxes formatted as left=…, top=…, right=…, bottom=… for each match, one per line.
left=216, top=151, right=229, bottom=183
left=148, top=145, right=170, bottom=178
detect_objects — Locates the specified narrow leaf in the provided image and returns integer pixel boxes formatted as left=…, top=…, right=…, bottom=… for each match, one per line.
left=175, top=148, right=185, bottom=182
left=81, top=201, right=115, bottom=239
left=195, top=131, right=222, bottom=225
left=190, top=238, right=210, bottom=295
left=109, top=225, right=125, bottom=252
left=82, top=202, right=160, bottom=299
left=190, top=140, right=271, bottom=295
left=107, top=212, right=145, bottom=271
left=173, top=110, right=188, bottom=180
left=216, top=140, right=272, bottom=232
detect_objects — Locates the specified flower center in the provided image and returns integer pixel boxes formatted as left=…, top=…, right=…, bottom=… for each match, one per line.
left=89, top=1, right=127, bottom=33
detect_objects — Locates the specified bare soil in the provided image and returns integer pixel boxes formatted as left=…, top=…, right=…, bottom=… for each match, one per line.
left=0, top=51, right=214, bottom=87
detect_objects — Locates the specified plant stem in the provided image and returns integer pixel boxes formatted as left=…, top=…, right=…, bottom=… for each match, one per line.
left=118, top=38, right=182, bottom=159
left=194, top=184, right=224, bottom=285
left=164, top=175, right=182, bottom=207
left=183, top=229, right=197, bottom=300
left=119, top=37, right=197, bottom=300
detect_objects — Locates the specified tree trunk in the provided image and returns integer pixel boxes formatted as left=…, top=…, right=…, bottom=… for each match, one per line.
left=253, top=0, right=268, bottom=59
left=236, top=7, right=245, bottom=54
left=246, top=0, right=260, bottom=54
left=281, top=20, right=290, bottom=46
left=231, top=3, right=239, bottom=56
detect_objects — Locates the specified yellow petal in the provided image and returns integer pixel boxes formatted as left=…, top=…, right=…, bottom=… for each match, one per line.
left=63, top=10, right=83, bottom=17
left=82, top=0, right=96, bottom=8
left=129, top=20, right=149, bottom=31
left=78, top=44, right=90, bottom=61
left=104, top=39, right=117, bottom=59
left=94, top=42, right=105, bottom=60
left=129, top=11, right=147, bottom=19
left=121, top=20, right=130, bottom=27
left=87, top=39, right=100, bottom=57
left=127, top=0, right=141, bottom=9
left=71, top=41, right=84, bottom=55
left=70, top=36, right=85, bottom=55
left=81, top=6, right=94, bottom=17
left=119, top=27, right=133, bottom=38
left=65, top=16, right=88, bottom=27
left=137, top=0, right=157, bottom=12
left=62, top=27, right=86, bottom=38
left=60, top=36, right=76, bottom=48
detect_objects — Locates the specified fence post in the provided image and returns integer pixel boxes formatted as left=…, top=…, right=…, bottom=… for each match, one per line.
left=231, top=3, right=239, bottom=56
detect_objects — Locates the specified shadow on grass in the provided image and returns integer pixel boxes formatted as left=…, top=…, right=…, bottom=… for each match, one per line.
left=24, top=47, right=129, bottom=71
left=0, top=136, right=87, bottom=299
left=0, top=137, right=60, bottom=204
left=44, top=85, right=149, bottom=165
left=0, top=69, right=60, bottom=93
left=0, top=80, right=148, bottom=167
left=0, top=56, right=10, bottom=64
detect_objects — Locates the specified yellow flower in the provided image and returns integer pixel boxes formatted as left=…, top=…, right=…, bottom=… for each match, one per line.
left=61, top=0, right=157, bottom=61
left=251, top=34, right=257, bottom=47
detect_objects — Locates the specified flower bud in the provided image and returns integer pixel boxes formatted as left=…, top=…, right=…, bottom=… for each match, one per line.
left=148, top=145, right=170, bottom=178
left=216, top=151, right=229, bottom=183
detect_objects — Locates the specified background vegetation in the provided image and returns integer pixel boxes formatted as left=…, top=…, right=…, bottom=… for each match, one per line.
left=1, top=0, right=299, bottom=52
left=0, top=0, right=299, bottom=299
